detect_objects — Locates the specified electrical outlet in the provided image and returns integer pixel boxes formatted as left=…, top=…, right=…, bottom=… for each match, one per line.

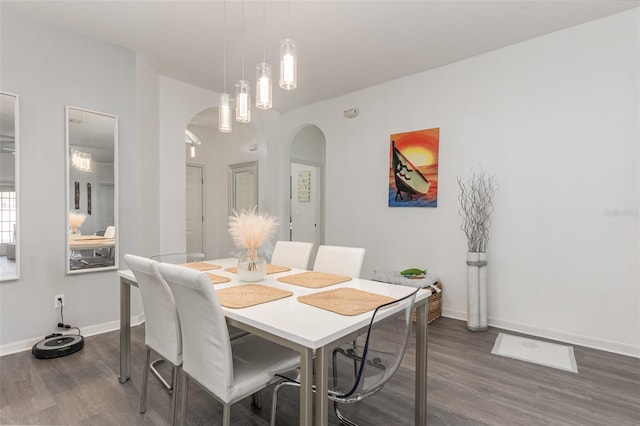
left=54, top=294, right=65, bottom=308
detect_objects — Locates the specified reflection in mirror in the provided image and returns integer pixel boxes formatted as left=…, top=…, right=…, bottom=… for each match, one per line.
left=66, top=106, right=118, bottom=274
left=228, top=162, right=258, bottom=215
left=0, top=92, right=19, bottom=281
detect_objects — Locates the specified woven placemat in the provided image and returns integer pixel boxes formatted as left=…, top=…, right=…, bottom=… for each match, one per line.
left=276, top=271, right=352, bottom=289
left=216, top=284, right=293, bottom=309
left=224, top=264, right=292, bottom=275
left=297, top=288, right=395, bottom=316
left=180, top=262, right=221, bottom=271
left=207, top=273, right=231, bottom=284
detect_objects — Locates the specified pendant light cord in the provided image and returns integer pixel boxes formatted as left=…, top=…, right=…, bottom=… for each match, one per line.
left=287, top=0, right=290, bottom=38
left=263, top=0, right=266, bottom=62
left=242, top=0, right=245, bottom=80
left=223, top=0, right=227, bottom=92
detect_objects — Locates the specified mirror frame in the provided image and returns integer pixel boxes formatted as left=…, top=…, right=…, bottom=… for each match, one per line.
left=0, top=92, right=19, bottom=281
left=228, top=161, right=258, bottom=215
left=65, top=106, right=119, bottom=274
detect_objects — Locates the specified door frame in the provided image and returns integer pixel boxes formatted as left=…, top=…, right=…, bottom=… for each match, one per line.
left=186, top=163, right=206, bottom=255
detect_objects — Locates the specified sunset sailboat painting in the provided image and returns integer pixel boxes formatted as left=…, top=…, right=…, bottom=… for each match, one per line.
left=389, top=128, right=439, bottom=207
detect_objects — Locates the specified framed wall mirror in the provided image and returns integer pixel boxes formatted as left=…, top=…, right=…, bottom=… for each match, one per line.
left=0, top=92, right=19, bottom=281
left=228, top=161, right=258, bottom=215
left=66, top=106, right=118, bottom=274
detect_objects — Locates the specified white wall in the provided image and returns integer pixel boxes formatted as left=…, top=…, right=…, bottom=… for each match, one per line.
left=0, top=153, right=15, bottom=185
left=291, top=125, right=326, bottom=164
left=282, top=10, right=640, bottom=356
left=135, top=55, right=161, bottom=259
left=0, top=8, right=144, bottom=350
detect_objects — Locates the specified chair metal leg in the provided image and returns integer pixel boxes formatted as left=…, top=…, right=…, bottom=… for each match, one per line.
left=179, top=373, right=189, bottom=426
left=270, top=381, right=300, bottom=426
left=222, top=403, right=231, bottom=426
left=251, top=391, right=262, bottom=409
left=140, top=348, right=151, bottom=413
left=334, top=401, right=359, bottom=426
left=150, top=358, right=173, bottom=391
left=170, top=365, right=180, bottom=426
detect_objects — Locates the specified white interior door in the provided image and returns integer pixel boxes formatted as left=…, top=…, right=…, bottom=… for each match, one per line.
left=234, top=170, right=256, bottom=212
left=291, top=163, right=320, bottom=251
left=98, top=184, right=114, bottom=231
left=186, top=165, right=204, bottom=255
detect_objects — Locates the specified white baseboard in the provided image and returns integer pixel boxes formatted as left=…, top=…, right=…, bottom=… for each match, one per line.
left=441, top=308, right=640, bottom=359
left=0, top=313, right=146, bottom=357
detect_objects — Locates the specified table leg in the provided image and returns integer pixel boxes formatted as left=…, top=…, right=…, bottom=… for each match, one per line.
left=299, top=347, right=314, bottom=426
left=315, top=346, right=329, bottom=426
left=119, top=277, right=131, bottom=383
left=415, top=303, right=428, bottom=425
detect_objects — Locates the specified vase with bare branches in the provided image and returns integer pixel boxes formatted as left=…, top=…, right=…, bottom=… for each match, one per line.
left=458, top=171, right=497, bottom=331
left=228, top=208, right=278, bottom=281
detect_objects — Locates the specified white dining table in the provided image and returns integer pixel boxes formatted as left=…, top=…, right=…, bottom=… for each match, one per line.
left=118, top=258, right=430, bottom=425
left=69, top=235, right=116, bottom=251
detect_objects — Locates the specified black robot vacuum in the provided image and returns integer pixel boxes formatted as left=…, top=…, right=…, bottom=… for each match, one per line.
left=32, top=334, right=84, bottom=359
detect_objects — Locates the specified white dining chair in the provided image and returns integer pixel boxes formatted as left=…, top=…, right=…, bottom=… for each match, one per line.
left=104, top=225, right=116, bottom=238
left=124, top=254, right=181, bottom=426
left=158, top=263, right=300, bottom=426
left=271, top=241, right=313, bottom=269
left=313, top=245, right=366, bottom=278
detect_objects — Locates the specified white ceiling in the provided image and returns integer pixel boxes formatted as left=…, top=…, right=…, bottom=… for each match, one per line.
left=4, top=1, right=639, bottom=113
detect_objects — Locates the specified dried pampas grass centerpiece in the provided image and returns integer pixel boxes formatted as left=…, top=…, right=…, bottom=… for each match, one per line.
left=228, top=208, right=278, bottom=281
left=69, top=211, right=87, bottom=239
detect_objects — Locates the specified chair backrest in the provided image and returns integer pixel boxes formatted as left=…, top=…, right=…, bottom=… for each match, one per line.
left=104, top=225, right=116, bottom=238
left=329, top=288, right=418, bottom=402
left=124, top=254, right=182, bottom=366
left=271, top=241, right=313, bottom=269
left=158, top=263, right=234, bottom=399
left=313, top=245, right=366, bottom=277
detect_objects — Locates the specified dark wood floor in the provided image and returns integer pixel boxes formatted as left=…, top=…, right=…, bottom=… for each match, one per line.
left=1, top=317, right=638, bottom=425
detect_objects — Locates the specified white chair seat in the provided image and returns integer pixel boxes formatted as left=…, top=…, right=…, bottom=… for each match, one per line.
left=227, top=335, right=300, bottom=404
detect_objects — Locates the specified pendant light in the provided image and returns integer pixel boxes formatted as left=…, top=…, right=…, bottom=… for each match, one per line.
left=236, top=0, right=251, bottom=123
left=219, top=0, right=232, bottom=132
left=279, top=0, right=297, bottom=90
left=256, top=0, right=272, bottom=109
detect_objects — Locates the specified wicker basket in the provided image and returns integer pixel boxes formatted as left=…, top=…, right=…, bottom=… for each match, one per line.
left=412, top=282, right=442, bottom=324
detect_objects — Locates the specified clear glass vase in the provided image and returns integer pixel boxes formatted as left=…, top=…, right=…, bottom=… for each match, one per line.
left=69, top=227, right=81, bottom=240
left=237, top=250, right=267, bottom=282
